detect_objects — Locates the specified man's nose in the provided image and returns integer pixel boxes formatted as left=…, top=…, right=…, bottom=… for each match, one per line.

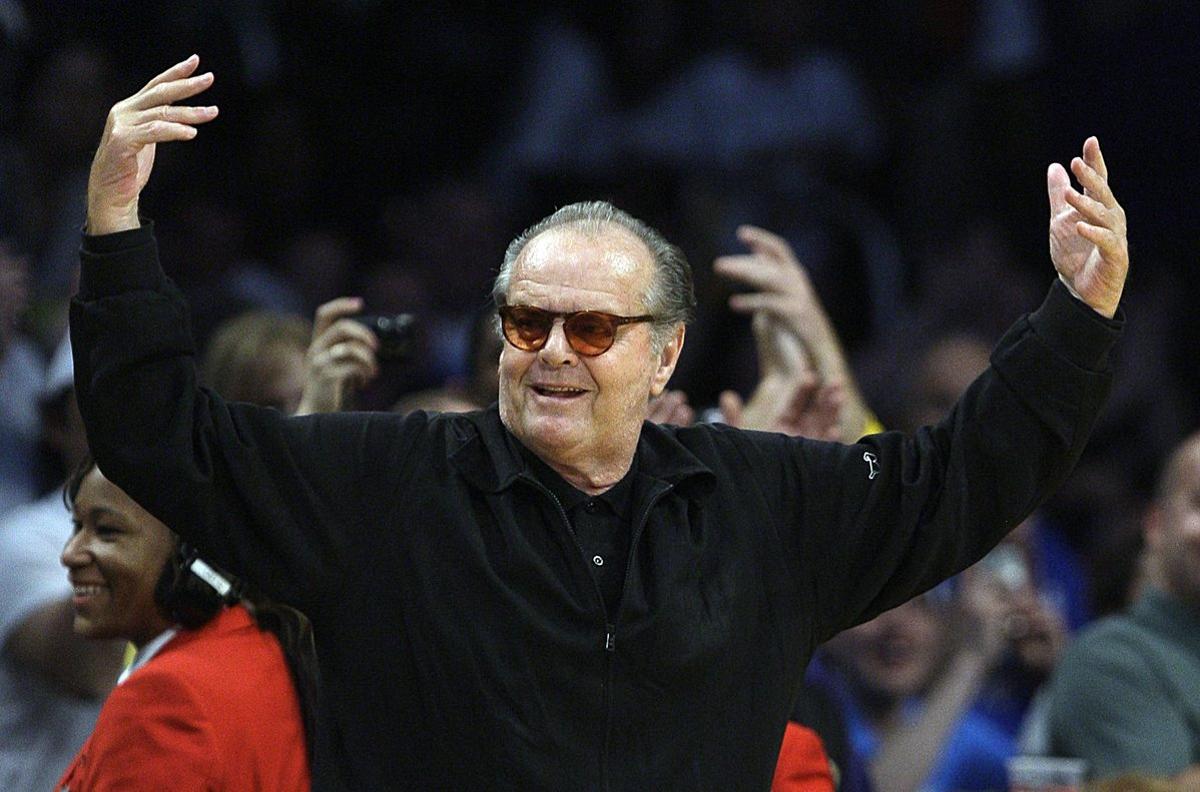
left=537, top=319, right=577, bottom=365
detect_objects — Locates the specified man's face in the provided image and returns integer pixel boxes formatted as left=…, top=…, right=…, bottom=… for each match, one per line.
left=1150, top=439, right=1200, bottom=609
left=498, top=225, right=682, bottom=472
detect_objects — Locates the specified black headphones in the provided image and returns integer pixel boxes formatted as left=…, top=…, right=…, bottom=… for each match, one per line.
left=154, top=543, right=240, bottom=629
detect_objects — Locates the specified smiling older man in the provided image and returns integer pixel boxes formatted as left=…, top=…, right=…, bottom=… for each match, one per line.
left=71, top=57, right=1126, bottom=791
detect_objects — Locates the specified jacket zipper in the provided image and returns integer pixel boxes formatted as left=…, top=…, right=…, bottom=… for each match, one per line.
left=521, top=474, right=676, bottom=791
left=602, top=481, right=674, bottom=790
left=520, top=475, right=614, bottom=789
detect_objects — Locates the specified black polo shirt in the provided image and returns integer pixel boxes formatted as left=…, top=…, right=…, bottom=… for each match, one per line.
left=524, top=448, right=636, bottom=617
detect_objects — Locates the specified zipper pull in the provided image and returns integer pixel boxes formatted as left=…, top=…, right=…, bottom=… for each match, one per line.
left=605, top=625, right=616, bottom=652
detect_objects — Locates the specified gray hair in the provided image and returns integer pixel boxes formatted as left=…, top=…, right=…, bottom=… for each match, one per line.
left=492, top=201, right=695, bottom=349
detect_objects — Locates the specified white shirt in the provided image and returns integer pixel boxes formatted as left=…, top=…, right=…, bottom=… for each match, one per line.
left=0, top=492, right=108, bottom=791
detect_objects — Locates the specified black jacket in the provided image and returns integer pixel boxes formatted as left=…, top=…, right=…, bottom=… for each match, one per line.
left=71, top=226, right=1120, bottom=790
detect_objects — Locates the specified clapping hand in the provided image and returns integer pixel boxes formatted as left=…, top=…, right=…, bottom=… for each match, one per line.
left=714, top=225, right=870, bottom=441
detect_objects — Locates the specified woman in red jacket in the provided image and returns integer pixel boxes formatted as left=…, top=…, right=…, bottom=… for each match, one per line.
left=56, top=458, right=315, bottom=790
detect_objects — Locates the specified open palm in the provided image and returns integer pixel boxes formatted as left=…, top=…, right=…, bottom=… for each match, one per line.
left=1046, top=137, right=1128, bottom=319
left=87, top=55, right=218, bottom=234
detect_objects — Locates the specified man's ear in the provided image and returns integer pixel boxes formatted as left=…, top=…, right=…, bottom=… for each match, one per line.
left=649, top=324, right=685, bottom=397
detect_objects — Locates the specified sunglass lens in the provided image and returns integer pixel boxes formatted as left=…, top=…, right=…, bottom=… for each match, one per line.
left=503, top=307, right=552, bottom=351
left=565, top=312, right=615, bottom=355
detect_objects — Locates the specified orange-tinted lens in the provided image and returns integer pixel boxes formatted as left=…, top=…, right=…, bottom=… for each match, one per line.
left=564, top=312, right=617, bottom=355
left=500, top=306, right=553, bottom=351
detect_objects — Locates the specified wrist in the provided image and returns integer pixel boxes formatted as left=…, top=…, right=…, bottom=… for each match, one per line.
left=86, top=204, right=141, bottom=236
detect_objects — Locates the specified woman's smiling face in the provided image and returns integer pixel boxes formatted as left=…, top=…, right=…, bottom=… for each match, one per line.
left=61, top=466, right=176, bottom=647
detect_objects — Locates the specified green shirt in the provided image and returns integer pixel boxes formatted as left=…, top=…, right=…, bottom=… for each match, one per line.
left=1046, top=587, right=1200, bottom=776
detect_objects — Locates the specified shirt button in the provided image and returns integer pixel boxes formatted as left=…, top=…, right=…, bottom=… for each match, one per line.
left=585, top=500, right=598, bottom=513
left=592, top=555, right=604, bottom=566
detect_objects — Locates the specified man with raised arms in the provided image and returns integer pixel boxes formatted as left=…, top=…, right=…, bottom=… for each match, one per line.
left=71, top=56, right=1127, bottom=790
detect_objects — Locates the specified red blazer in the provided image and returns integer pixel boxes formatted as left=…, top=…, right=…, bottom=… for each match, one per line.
left=57, top=605, right=309, bottom=791
left=772, top=721, right=836, bottom=792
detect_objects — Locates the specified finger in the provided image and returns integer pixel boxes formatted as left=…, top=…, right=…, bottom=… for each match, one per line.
left=330, top=340, right=379, bottom=371
left=315, top=318, right=379, bottom=353
left=1075, top=222, right=1125, bottom=258
left=714, top=255, right=790, bottom=293
left=717, top=390, right=744, bottom=426
left=1062, top=187, right=1110, bottom=227
left=1070, top=156, right=1117, bottom=208
left=314, top=296, right=365, bottom=336
left=128, top=121, right=201, bottom=144
left=1082, top=135, right=1108, bottom=181
left=1046, top=163, right=1070, bottom=218
left=736, top=225, right=798, bottom=265
left=132, top=104, right=219, bottom=127
left=728, top=292, right=794, bottom=316
left=129, top=72, right=215, bottom=111
left=316, top=348, right=379, bottom=383
left=138, top=55, right=200, bottom=93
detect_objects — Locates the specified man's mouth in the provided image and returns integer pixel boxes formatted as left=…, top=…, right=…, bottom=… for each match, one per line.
left=532, top=385, right=588, bottom=399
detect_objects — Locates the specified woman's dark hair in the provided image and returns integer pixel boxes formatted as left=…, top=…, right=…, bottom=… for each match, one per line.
left=65, top=455, right=320, bottom=761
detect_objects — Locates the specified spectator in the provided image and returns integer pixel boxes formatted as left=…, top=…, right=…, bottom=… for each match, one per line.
left=201, top=309, right=309, bottom=414
left=1043, top=431, right=1200, bottom=784
left=822, top=582, right=1015, bottom=792
left=55, top=457, right=314, bottom=790
left=202, top=296, right=379, bottom=416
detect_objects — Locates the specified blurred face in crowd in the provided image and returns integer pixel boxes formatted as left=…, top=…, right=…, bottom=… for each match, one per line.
left=836, top=597, right=947, bottom=708
left=62, top=467, right=175, bottom=647
left=251, top=344, right=308, bottom=414
left=498, top=224, right=682, bottom=476
left=1147, top=434, right=1200, bottom=609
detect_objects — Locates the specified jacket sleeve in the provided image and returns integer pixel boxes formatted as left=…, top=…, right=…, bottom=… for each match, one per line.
left=755, top=281, right=1120, bottom=642
left=69, top=669, right=221, bottom=791
left=70, top=225, right=418, bottom=609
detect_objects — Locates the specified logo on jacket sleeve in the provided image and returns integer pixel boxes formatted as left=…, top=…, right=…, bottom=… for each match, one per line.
left=863, top=452, right=879, bottom=480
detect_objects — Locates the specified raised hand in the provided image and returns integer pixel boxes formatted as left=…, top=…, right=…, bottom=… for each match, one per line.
left=295, top=297, right=381, bottom=416
left=1047, top=137, right=1128, bottom=319
left=715, top=226, right=824, bottom=383
left=714, top=225, right=873, bottom=441
left=718, top=375, right=845, bottom=440
left=87, top=55, right=219, bottom=234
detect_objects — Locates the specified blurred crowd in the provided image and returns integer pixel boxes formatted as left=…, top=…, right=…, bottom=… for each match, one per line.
left=1, top=1, right=1198, bottom=790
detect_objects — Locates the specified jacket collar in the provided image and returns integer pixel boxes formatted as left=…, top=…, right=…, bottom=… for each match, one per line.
left=449, top=404, right=715, bottom=496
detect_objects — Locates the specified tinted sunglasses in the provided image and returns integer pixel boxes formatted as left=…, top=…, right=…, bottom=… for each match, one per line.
left=498, top=305, right=656, bottom=356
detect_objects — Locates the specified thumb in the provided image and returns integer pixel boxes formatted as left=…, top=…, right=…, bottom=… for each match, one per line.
left=1046, top=163, right=1070, bottom=218
left=313, top=296, right=364, bottom=337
